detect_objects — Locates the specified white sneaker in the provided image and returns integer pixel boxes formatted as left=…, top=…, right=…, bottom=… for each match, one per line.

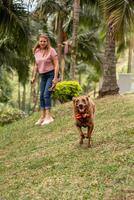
left=41, top=117, right=54, bottom=125
left=35, top=118, right=44, bottom=125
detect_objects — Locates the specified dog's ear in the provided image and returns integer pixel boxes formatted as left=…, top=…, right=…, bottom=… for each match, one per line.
left=86, top=96, right=89, bottom=101
left=72, top=97, right=76, bottom=102
left=86, top=96, right=90, bottom=106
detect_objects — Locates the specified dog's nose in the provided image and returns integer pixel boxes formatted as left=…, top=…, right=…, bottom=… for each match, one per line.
left=79, top=104, right=83, bottom=109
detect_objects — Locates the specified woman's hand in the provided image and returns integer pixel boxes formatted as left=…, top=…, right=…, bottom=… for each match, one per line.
left=48, top=78, right=58, bottom=91
left=52, top=78, right=58, bottom=85
left=31, top=64, right=38, bottom=84
left=31, top=76, right=36, bottom=84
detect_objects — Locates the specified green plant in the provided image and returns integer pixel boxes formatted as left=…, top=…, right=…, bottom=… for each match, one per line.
left=52, top=80, right=82, bottom=103
left=0, top=104, right=26, bottom=126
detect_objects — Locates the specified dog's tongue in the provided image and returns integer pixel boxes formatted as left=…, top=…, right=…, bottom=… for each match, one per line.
left=79, top=110, right=85, bottom=114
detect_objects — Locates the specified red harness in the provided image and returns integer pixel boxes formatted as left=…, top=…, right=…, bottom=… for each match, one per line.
left=75, top=113, right=90, bottom=120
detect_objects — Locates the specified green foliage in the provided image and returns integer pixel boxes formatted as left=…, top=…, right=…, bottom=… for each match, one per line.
left=77, top=31, right=102, bottom=69
left=0, top=0, right=32, bottom=85
left=86, top=68, right=100, bottom=83
left=52, top=81, right=82, bottom=103
left=0, top=35, right=30, bottom=84
left=98, top=0, right=134, bottom=41
left=0, top=103, right=26, bottom=126
left=0, top=0, right=29, bottom=50
left=0, top=68, right=12, bottom=103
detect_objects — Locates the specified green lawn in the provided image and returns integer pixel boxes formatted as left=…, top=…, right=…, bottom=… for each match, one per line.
left=0, top=95, right=134, bottom=200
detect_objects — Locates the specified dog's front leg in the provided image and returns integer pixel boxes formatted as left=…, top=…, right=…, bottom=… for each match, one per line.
left=87, top=124, right=94, bottom=148
left=76, top=125, right=85, bottom=145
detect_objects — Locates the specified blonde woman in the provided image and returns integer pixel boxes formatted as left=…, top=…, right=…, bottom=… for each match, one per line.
left=31, top=34, right=59, bottom=125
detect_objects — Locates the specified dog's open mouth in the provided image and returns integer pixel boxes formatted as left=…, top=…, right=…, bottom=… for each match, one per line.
left=78, top=104, right=86, bottom=113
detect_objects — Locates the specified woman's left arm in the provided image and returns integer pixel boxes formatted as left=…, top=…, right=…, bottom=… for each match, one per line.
left=52, top=56, right=59, bottom=84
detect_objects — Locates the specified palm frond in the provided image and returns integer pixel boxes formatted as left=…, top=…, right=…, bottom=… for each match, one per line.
left=36, top=0, right=68, bottom=17
left=80, top=4, right=100, bottom=29
left=0, top=0, right=30, bottom=51
left=98, top=0, right=134, bottom=40
left=63, top=12, right=73, bottom=35
left=0, top=38, right=30, bottom=83
left=77, top=31, right=102, bottom=71
left=80, top=0, right=97, bottom=6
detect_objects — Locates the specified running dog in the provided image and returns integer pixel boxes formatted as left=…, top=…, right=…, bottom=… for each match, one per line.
left=73, top=95, right=95, bottom=148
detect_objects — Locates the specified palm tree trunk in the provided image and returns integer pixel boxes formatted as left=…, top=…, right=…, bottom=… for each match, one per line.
left=99, top=25, right=119, bottom=97
left=22, top=83, right=26, bottom=111
left=128, top=46, right=133, bottom=73
left=18, top=80, right=21, bottom=109
left=70, top=0, right=80, bottom=80
left=57, top=12, right=67, bottom=80
left=57, top=12, right=63, bottom=67
left=127, top=35, right=134, bottom=73
left=61, top=56, right=65, bottom=81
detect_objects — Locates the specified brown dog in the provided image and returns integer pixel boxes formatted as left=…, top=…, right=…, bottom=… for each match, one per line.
left=73, top=95, right=95, bottom=148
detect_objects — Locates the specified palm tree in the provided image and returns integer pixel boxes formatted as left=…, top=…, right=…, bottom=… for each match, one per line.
left=70, top=0, right=80, bottom=79
left=0, top=36, right=30, bottom=109
left=98, top=0, right=134, bottom=97
left=0, top=0, right=30, bottom=51
left=0, top=0, right=33, bottom=110
left=0, top=0, right=31, bottom=81
left=70, top=0, right=101, bottom=80
left=0, top=37, right=30, bottom=81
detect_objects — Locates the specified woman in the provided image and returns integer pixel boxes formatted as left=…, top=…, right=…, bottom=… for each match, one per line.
left=31, top=34, right=59, bottom=125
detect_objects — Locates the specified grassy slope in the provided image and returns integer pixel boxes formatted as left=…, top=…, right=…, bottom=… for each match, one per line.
left=0, top=95, right=134, bottom=200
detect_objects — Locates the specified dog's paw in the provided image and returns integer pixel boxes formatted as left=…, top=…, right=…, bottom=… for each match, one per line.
left=82, top=135, right=85, bottom=139
left=79, top=139, right=83, bottom=145
left=87, top=143, right=92, bottom=148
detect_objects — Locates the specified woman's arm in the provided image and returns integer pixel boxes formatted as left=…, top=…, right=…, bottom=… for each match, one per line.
left=31, top=64, right=38, bottom=83
left=52, top=56, right=59, bottom=84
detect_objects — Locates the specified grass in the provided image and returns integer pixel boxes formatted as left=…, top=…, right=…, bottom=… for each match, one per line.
left=0, top=94, right=134, bottom=200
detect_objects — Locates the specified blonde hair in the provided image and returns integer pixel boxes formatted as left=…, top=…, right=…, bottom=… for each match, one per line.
left=33, top=34, right=51, bottom=54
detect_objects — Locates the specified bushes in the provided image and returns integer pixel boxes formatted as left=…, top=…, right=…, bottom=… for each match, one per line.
left=52, top=81, right=82, bottom=103
left=0, top=103, right=26, bottom=126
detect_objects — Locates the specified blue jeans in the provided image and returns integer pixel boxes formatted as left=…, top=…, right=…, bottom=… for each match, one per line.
left=40, top=70, right=54, bottom=110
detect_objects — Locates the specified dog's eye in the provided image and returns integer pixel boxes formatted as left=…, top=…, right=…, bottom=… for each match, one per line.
left=76, top=99, right=79, bottom=104
left=82, top=99, right=86, bottom=104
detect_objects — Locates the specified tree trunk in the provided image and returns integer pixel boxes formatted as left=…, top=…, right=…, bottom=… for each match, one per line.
left=28, top=82, right=32, bottom=114
left=99, top=25, right=119, bottom=97
left=78, top=72, right=82, bottom=84
left=22, top=83, right=26, bottom=111
left=70, top=0, right=80, bottom=80
left=132, top=50, right=134, bottom=73
left=57, top=12, right=63, bottom=67
left=57, top=12, right=67, bottom=81
left=128, top=46, right=132, bottom=73
left=127, top=35, right=134, bottom=73
left=18, top=80, right=21, bottom=109
left=61, top=56, right=65, bottom=81
left=93, top=83, right=97, bottom=98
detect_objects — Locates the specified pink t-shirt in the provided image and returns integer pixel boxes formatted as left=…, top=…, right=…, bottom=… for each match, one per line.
left=34, top=47, right=58, bottom=74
